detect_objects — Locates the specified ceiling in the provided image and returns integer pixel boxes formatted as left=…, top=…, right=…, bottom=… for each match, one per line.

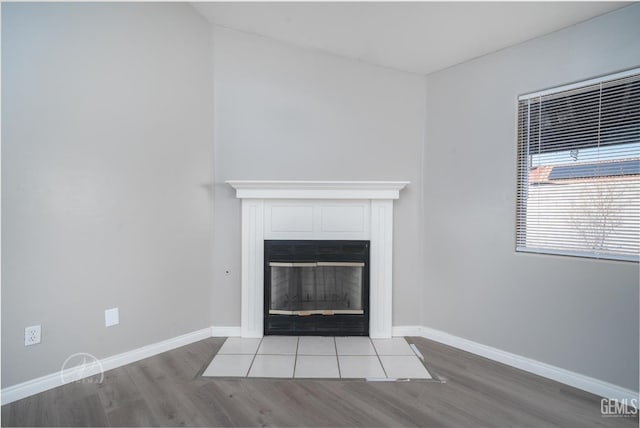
left=192, top=2, right=629, bottom=75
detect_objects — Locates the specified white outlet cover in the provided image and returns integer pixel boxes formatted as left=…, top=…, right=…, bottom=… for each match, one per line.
left=25, top=325, right=41, bottom=346
left=105, top=308, right=119, bottom=327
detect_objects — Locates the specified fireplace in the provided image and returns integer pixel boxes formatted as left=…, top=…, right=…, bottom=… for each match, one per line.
left=264, top=240, right=369, bottom=336
left=227, top=180, right=408, bottom=338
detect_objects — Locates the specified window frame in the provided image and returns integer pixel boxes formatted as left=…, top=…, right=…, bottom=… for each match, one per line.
left=515, top=68, right=640, bottom=263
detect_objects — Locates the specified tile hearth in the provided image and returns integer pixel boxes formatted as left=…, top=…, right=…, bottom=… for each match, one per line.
left=202, top=336, right=432, bottom=380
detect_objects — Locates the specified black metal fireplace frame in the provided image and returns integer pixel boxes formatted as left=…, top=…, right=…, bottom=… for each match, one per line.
left=264, top=240, right=370, bottom=336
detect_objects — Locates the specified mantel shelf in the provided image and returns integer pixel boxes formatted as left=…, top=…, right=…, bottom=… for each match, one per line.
left=226, top=180, right=410, bottom=200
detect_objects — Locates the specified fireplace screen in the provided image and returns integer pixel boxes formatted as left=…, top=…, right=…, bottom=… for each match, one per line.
left=264, top=240, right=369, bottom=335
left=269, top=262, right=364, bottom=315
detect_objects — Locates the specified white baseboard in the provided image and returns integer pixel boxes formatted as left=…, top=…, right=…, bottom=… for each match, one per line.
left=392, top=325, right=423, bottom=337
left=395, top=324, right=638, bottom=403
left=4, top=324, right=636, bottom=407
left=211, top=326, right=241, bottom=337
left=1, top=327, right=212, bottom=405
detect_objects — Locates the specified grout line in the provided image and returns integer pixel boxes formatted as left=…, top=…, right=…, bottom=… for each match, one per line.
left=254, top=353, right=298, bottom=355
left=292, top=337, right=299, bottom=378
left=374, top=337, right=389, bottom=378
left=371, top=337, right=380, bottom=355
left=245, top=337, right=263, bottom=378
left=334, top=337, right=342, bottom=379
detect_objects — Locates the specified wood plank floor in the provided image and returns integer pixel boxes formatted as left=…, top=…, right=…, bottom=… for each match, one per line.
left=2, top=336, right=637, bottom=427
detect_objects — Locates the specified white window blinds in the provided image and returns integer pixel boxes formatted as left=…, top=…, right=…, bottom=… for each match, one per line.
left=516, top=69, right=640, bottom=262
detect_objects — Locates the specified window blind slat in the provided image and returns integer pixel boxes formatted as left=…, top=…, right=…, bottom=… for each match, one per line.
left=516, top=70, right=640, bottom=261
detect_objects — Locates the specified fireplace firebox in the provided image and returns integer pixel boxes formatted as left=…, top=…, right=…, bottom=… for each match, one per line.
left=264, top=240, right=369, bottom=336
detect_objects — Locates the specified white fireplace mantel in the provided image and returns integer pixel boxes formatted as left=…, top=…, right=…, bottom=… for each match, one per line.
left=227, top=180, right=409, bottom=200
left=227, top=180, right=409, bottom=339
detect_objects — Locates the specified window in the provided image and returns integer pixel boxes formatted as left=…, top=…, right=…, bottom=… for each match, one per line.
left=516, top=69, right=640, bottom=262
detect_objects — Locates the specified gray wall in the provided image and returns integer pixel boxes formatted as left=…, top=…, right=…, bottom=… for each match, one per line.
left=4, top=1, right=637, bottom=395
left=210, top=27, right=427, bottom=328
left=2, top=3, right=214, bottom=387
left=424, top=5, right=640, bottom=391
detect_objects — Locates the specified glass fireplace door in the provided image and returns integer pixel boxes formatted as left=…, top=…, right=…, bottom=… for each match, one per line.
left=264, top=239, right=369, bottom=336
left=269, top=262, right=364, bottom=316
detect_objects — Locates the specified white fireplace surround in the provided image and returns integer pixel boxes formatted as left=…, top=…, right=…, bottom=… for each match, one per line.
left=227, top=180, right=409, bottom=339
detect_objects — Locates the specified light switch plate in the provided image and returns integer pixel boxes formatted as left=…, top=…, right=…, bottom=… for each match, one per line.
left=105, top=308, right=119, bottom=327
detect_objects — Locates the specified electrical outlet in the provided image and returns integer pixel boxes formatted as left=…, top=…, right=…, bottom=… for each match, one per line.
left=25, top=325, right=41, bottom=346
left=105, top=307, right=119, bottom=327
